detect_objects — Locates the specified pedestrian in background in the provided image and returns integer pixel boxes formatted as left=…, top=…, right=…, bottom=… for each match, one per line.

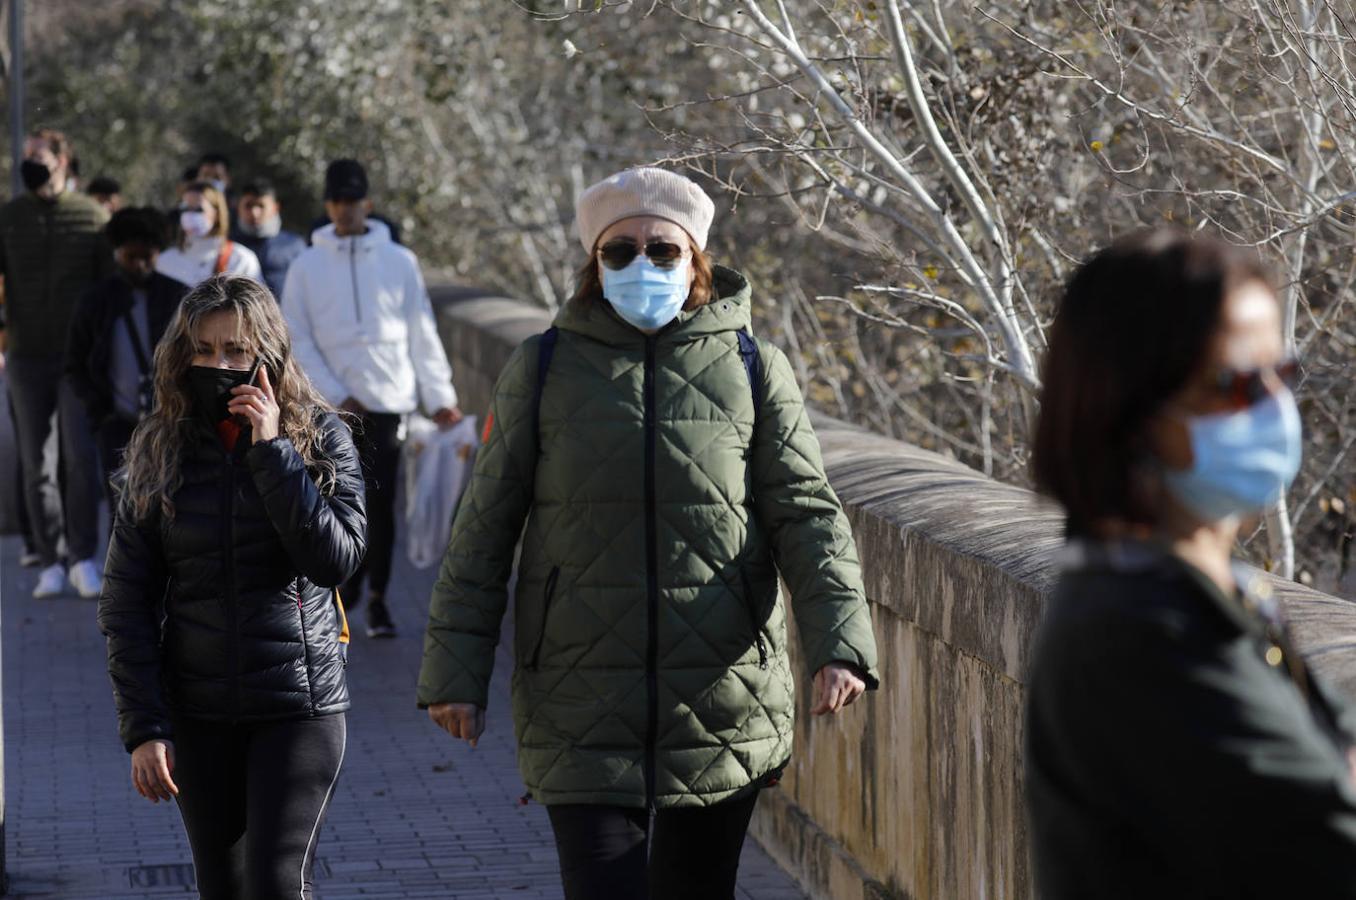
left=175, top=165, right=198, bottom=202
left=157, top=181, right=261, bottom=287
left=65, top=206, right=189, bottom=513
left=1026, top=229, right=1356, bottom=897
left=194, top=151, right=232, bottom=199
left=0, top=126, right=111, bottom=598
left=418, top=167, right=879, bottom=900
left=99, top=274, right=365, bottom=900
left=230, top=178, right=305, bottom=299
left=86, top=176, right=123, bottom=214
left=282, top=158, right=461, bottom=639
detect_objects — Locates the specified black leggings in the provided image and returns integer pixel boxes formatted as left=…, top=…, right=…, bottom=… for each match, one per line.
left=341, top=411, right=402, bottom=602
left=172, top=714, right=346, bottom=899
left=546, top=793, right=759, bottom=900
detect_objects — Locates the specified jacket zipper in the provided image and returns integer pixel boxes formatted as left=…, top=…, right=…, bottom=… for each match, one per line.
left=527, top=567, right=561, bottom=670
left=643, top=336, right=659, bottom=811
left=223, top=457, right=240, bottom=721
left=349, top=239, right=361, bottom=322
left=296, top=585, right=316, bottom=710
left=740, top=570, right=769, bottom=669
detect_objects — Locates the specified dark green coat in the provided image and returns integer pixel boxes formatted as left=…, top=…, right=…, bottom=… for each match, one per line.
left=0, top=191, right=111, bottom=358
left=418, top=267, right=879, bottom=808
left=1026, top=541, right=1356, bottom=898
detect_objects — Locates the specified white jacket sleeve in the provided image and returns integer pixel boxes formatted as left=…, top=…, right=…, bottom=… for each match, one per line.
left=405, top=256, right=458, bottom=413
left=280, top=260, right=349, bottom=406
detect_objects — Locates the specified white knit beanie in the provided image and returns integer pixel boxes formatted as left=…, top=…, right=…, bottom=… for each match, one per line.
left=575, top=167, right=716, bottom=251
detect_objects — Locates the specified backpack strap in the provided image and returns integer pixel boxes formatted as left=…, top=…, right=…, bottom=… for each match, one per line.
left=737, top=329, right=762, bottom=418
left=532, top=325, right=755, bottom=439
left=214, top=240, right=234, bottom=275
left=533, top=327, right=559, bottom=442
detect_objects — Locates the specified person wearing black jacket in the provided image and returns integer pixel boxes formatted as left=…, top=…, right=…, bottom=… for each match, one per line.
left=97, top=274, right=366, bottom=900
left=1026, top=229, right=1356, bottom=897
left=65, top=207, right=189, bottom=515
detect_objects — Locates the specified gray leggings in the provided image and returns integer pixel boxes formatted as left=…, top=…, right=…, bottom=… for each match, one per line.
left=172, top=713, right=346, bottom=899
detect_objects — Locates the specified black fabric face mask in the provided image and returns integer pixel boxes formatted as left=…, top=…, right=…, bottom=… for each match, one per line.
left=186, top=365, right=254, bottom=424
left=20, top=159, right=50, bottom=192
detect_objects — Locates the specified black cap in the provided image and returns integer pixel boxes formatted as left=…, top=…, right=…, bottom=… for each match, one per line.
left=324, top=159, right=368, bottom=201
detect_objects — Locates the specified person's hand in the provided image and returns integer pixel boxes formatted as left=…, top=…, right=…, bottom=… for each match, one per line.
left=810, top=662, right=867, bottom=716
left=229, top=365, right=280, bottom=443
left=431, top=406, right=464, bottom=430
left=131, top=739, right=178, bottom=803
left=338, top=396, right=367, bottom=414
left=429, top=702, right=485, bottom=748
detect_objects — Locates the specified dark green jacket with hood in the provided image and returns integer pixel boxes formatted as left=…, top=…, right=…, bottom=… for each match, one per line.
left=418, top=266, right=879, bottom=808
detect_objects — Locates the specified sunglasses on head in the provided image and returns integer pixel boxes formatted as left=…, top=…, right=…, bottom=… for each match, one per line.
left=597, top=239, right=688, bottom=271
left=1211, top=358, right=1299, bottom=409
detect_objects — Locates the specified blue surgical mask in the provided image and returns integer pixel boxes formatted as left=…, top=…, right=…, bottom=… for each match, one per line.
left=1162, top=391, right=1302, bottom=521
left=601, top=257, right=690, bottom=332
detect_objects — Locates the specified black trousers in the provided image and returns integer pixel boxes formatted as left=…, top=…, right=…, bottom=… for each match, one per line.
left=6, top=355, right=100, bottom=564
left=172, top=713, right=346, bottom=900
left=341, top=412, right=402, bottom=603
left=546, top=793, right=759, bottom=900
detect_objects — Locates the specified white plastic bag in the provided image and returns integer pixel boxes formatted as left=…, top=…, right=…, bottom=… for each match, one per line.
left=402, top=414, right=478, bottom=569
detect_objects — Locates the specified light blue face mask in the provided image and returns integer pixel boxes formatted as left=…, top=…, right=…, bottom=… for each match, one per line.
left=1162, top=391, right=1302, bottom=522
left=601, top=257, right=690, bottom=332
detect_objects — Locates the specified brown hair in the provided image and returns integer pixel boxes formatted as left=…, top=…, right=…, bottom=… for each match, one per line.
left=28, top=127, right=72, bottom=159
left=569, top=237, right=715, bottom=311
left=1031, top=228, right=1275, bottom=537
left=181, top=180, right=232, bottom=244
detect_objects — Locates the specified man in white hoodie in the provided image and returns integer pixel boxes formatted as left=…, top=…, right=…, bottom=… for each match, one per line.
left=281, top=159, right=461, bottom=638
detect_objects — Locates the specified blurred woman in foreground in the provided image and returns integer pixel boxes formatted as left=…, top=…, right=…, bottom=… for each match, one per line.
left=1025, top=229, right=1356, bottom=897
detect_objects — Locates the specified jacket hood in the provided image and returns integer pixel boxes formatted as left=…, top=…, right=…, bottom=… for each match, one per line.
left=553, top=264, right=753, bottom=347
left=310, top=218, right=392, bottom=253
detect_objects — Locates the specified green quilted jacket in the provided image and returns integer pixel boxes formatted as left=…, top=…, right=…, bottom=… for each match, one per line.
left=418, top=266, right=879, bottom=808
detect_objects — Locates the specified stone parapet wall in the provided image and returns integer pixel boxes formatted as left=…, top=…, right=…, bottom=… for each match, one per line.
left=431, top=287, right=1356, bottom=900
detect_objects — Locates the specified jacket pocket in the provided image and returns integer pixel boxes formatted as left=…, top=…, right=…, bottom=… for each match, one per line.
left=740, top=570, right=769, bottom=670
left=526, top=567, right=561, bottom=671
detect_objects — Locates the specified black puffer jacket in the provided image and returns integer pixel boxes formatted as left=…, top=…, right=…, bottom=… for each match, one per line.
left=98, top=411, right=366, bottom=752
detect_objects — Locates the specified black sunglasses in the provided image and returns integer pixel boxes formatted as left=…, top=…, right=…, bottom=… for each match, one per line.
left=1210, top=358, right=1299, bottom=409
left=597, top=239, right=688, bottom=271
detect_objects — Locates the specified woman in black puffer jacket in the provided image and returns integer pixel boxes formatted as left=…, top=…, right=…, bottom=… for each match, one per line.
left=98, top=274, right=366, bottom=900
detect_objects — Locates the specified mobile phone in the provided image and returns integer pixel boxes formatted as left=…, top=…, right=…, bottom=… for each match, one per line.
left=230, top=357, right=266, bottom=426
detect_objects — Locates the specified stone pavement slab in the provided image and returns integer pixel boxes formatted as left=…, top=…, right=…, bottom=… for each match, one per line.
left=1, top=500, right=807, bottom=899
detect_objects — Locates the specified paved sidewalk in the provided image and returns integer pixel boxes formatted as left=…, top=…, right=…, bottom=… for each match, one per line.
left=1, top=505, right=807, bottom=898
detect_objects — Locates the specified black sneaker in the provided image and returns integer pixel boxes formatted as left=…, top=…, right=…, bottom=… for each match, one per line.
left=366, top=597, right=396, bottom=639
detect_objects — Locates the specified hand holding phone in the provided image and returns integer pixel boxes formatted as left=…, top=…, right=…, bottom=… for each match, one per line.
left=228, top=357, right=280, bottom=443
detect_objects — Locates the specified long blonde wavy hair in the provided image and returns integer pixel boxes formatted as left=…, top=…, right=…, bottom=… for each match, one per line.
left=121, top=275, right=339, bottom=521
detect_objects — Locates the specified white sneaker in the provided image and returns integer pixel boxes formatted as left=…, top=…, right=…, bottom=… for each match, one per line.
left=68, top=559, right=103, bottom=599
left=33, top=564, right=66, bottom=599
left=19, top=550, right=41, bottom=568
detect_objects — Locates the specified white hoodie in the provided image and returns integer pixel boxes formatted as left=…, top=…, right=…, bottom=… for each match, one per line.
left=281, top=221, right=456, bottom=415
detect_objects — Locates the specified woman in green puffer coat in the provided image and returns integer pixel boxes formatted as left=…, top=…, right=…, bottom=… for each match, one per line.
left=418, top=167, right=879, bottom=900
